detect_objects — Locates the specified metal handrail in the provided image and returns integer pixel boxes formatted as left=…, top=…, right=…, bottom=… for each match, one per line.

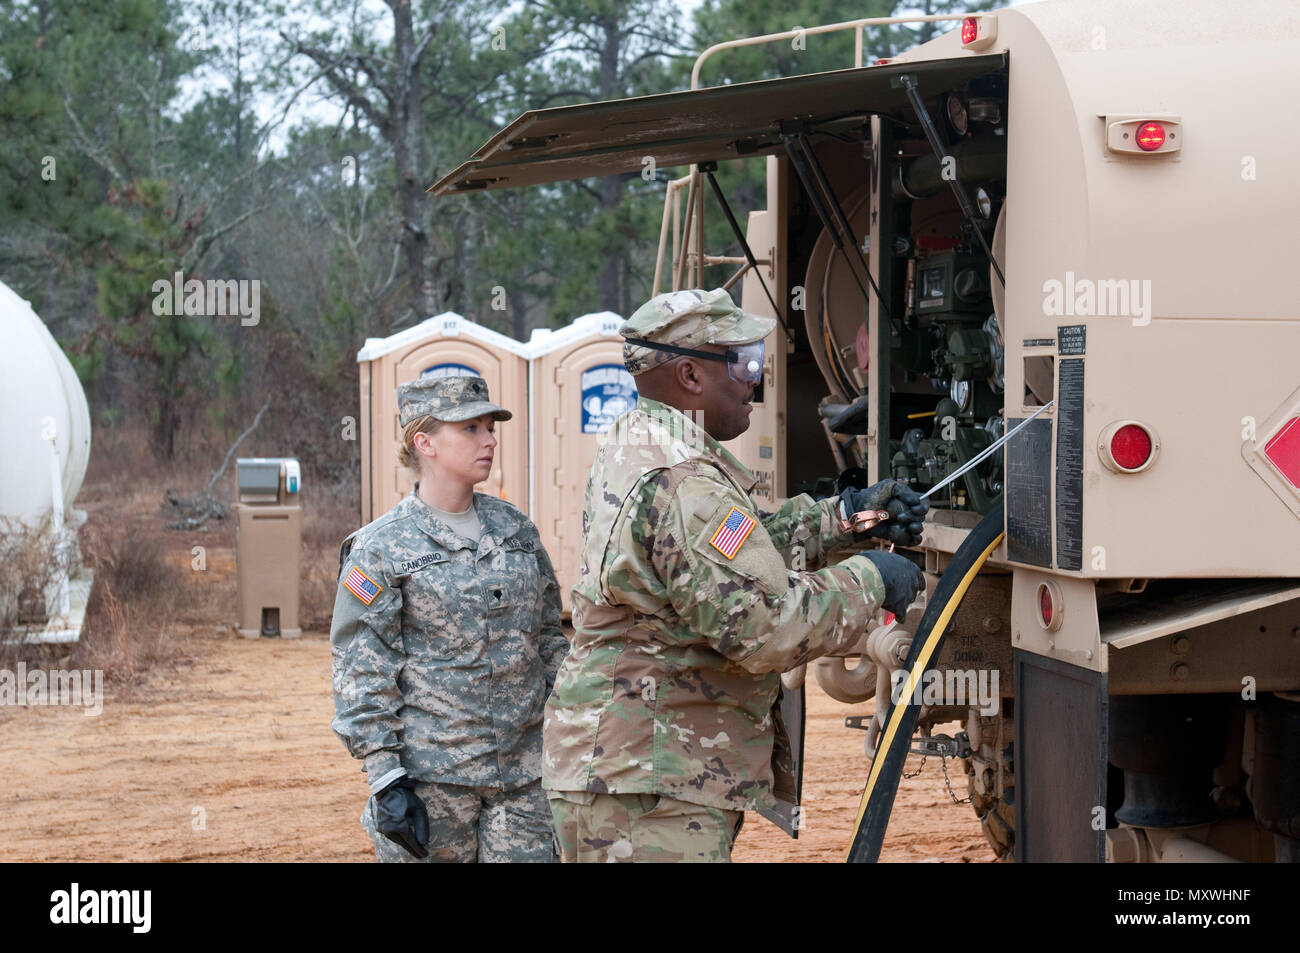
left=691, top=13, right=975, bottom=89
left=660, top=13, right=982, bottom=296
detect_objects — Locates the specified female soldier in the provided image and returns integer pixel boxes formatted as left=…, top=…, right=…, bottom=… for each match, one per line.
left=330, top=374, right=568, bottom=862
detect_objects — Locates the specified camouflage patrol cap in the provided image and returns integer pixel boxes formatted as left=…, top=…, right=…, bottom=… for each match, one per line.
left=621, top=288, right=776, bottom=375
left=397, top=375, right=512, bottom=426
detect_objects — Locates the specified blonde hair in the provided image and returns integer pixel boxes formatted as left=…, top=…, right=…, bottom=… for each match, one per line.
left=397, top=415, right=444, bottom=470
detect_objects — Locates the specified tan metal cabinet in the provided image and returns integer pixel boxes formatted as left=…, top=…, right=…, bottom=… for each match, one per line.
left=234, top=457, right=302, bottom=639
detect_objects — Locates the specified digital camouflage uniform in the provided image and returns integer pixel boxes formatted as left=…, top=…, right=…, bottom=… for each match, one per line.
left=331, top=374, right=568, bottom=863
left=543, top=290, right=891, bottom=862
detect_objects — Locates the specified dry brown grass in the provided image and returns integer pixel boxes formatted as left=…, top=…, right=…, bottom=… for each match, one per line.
left=300, top=490, right=361, bottom=628
left=80, top=425, right=189, bottom=508
left=73, top=522, right=187, bottom=680
left=0, top=518, right=64, bottom=632
left=4, top=422, right=363, bottom=682
left=0, top=518, right=187, bottom=688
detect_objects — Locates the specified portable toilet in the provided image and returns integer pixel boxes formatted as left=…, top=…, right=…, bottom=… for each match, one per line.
left=357, top=312, right=530, bottom=524
left=527, top=312, right=632, bottom=610
left=530, top=294, right=785, bottom=610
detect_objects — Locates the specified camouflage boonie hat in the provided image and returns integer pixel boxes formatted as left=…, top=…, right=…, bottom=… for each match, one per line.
left=621, top=288, right=776, bottom=375
left=397, top=375, right=513, bottom=426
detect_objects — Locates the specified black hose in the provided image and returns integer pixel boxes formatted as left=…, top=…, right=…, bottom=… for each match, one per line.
left=845, top=499, right=1006, bottom=863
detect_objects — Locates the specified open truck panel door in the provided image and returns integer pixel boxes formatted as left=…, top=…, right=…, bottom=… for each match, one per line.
left=430, top=55, right=1007, bottom=195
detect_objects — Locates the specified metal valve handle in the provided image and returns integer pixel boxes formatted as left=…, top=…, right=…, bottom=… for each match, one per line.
left=837, top=501, right=890, bottom=535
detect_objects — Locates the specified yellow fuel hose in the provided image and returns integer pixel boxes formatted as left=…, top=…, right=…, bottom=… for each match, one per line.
left=845, top=500, right=1006, bottom=863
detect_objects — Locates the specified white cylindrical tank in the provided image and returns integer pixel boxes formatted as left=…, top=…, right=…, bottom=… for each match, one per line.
left=0, top=280, right=92, bottom=530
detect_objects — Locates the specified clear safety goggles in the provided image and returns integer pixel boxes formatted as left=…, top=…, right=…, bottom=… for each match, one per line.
left=725, top=341, right=765, bottom=384
left=624, top=337, right=765, bottom=385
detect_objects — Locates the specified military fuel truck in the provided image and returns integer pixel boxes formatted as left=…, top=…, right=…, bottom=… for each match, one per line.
left=432, top=0, right=1300, bottom=862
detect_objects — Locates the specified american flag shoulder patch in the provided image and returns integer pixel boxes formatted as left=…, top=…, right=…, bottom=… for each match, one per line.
left=343, top=566, right=382, bottom=605
left=709, top=506, right=757, bottom=560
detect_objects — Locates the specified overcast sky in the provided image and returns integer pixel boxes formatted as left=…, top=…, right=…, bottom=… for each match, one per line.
left=209, top=0, right=1040, bottom=156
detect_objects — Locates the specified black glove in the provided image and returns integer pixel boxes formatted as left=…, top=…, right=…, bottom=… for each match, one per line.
left=843, top=479, right=929, bottom=547
left=374, top=777, right=429, bottom=859
left=862, top=551, right=926, bottom=619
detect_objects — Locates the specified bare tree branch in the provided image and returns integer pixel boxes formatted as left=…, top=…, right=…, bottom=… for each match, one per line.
left=206, top=394, right=274, bottom=497
left=165, top=396, right=273, bottom=530
left=184, top=205, right=263, bottom=269
left=280, top=31, right=392, bottom=139
left=60, top=87, right=125, bottom=183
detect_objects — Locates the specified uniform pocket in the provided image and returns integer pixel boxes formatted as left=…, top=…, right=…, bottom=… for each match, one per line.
left=482, top=575, right=521, bottom=616
left=401, top=551, right=480, bottom=657
left=489, top=539, right=543, bottom=618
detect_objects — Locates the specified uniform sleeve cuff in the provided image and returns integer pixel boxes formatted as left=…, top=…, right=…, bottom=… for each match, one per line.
left=829, top=496, right=853, bottom=540
left=364, top=753, right=405, bottom=794
left=852, top=555, right=888, bottom=609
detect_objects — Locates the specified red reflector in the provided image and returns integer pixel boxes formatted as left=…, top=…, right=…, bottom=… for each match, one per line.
left=1110, top=424, right=1153, bottom=470
left=1264, top=417, right=1300, bottom=488
left=961, top=18, right=979, bottom=44
left=1038, top=585, right=1053, bottom=626
left=1136, top=122, right=1165, bottom=151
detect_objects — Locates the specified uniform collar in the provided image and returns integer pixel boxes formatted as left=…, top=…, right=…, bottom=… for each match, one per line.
left=404, top=485, right=524, bottom=553
left=402, top=488, right=473, bottom=551
left=634, top=396, right=758, bottom=493
left=473, top=492, right=524, bottom=544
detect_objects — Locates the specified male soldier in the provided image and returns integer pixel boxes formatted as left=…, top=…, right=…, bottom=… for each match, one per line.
left=543, top=288, right=928, bottom=862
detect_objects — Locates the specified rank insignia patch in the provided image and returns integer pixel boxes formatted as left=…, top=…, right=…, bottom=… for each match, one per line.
left=709, top=507, right=757, bottom=559
left=343, top=566, right=382, bottom=605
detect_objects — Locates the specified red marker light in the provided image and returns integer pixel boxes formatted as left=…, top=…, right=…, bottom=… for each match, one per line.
left=1110, top=424, right=1153, bottom=470
left=1136, top=122, right=1166, bottom=151
left=961, top=17, right=979, bottom=44
left=1264, top=417, right=1300, bottom=489
left=1038, top=584, right=1053, bottom=627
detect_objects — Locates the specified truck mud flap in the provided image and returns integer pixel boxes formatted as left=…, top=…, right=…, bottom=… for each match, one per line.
left=1013, top=650, right=1108, bottom=862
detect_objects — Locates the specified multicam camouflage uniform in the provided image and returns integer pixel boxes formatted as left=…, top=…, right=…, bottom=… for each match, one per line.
left=542, top=289, right=892, bottom=862
left=331, top=374, right=568, bottom=863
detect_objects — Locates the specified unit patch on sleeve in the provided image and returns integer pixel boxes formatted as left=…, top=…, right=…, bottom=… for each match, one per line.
left=709, top=506, right=757, bottom=559
left=343, top=566, right=382, bottom=605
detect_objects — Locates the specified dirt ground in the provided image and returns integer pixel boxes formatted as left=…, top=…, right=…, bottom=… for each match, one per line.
left=0, top=453, right=993, bottom=863
left=0, top=622, right=993, bottom=862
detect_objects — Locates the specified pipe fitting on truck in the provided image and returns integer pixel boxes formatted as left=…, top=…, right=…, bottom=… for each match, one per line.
left=813, top=655, right=877, bottom=704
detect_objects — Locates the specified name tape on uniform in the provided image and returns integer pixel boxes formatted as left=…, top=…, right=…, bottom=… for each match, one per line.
left=710, top=507, right=757, bottom=559
left=399, top=552, right=444, bottom=573
left=344, top=566, right=383, bottom=605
